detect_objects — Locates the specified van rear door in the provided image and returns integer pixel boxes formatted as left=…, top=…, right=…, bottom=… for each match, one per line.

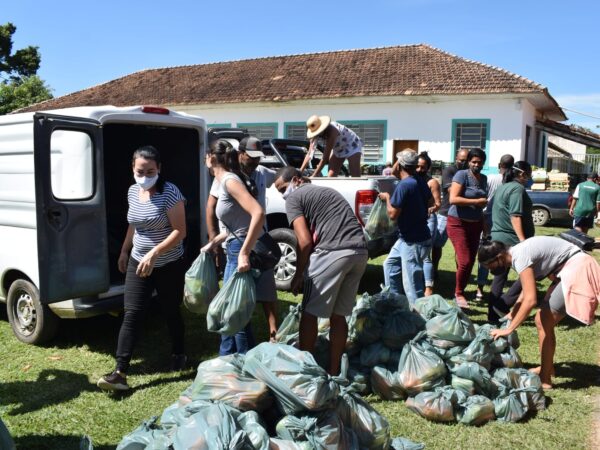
left=33, top=113, right=109, bottom=303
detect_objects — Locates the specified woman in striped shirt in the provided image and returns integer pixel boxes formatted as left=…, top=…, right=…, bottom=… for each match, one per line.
left=98, top=145, right=187, bottom=391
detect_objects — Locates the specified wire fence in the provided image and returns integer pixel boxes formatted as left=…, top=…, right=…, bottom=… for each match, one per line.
left=548, top=154, right=600, bottom=174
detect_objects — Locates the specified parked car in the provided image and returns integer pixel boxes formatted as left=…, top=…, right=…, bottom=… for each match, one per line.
left=527, top=190, right=572, bottom=226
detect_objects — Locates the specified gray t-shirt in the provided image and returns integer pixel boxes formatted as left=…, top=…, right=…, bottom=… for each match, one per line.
left=484, top=173, right=503, bottom=216
left=285, top=183, right=367, bottom=251
left=215, top=172, right=251, bottom=239
left=509, top=236, right=581, bottom=280
left=251, top=165, right=277, bottom=210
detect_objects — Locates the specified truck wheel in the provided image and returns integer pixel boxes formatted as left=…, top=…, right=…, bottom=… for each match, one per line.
left=532, top=207, right=550, bottom=226
left=269, top=228, right=297, bottom=292
left=7, top=280, right=59, bottom=344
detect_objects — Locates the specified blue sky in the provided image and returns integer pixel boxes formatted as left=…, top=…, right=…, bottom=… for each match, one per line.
left=4, top=0, right=599, bottom=129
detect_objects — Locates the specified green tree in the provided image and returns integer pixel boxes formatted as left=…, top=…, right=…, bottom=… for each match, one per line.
left=0, top=76, right=52, bottom=114
left=0, top=22, right=52, bottom=114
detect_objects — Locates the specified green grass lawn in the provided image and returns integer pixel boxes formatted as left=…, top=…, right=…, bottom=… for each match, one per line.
left=1, top=225, right=599, bottom=449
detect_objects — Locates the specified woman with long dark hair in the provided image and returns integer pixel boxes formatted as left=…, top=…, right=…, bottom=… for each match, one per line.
left=201, top=139, right=265, bottom=355
left=487, top=161, right=535, bottom=322
left=98, top=145, right=187, bottom=391
left=447, top=148, right=488, bottom=308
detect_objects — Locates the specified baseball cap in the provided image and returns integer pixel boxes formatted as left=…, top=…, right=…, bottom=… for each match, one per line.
left=238, top=137, right=265, bottom=158
left=397, top=149, right=418, bottom=167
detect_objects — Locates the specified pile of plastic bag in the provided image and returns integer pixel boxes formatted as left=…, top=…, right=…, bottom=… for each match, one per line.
left=116, top=343, right=424, bottom=450
left=277, top=288, right=545, bottom=426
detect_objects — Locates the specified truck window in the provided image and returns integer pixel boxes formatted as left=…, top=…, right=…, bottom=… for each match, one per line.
left=50, top=130, right=93, bottom=200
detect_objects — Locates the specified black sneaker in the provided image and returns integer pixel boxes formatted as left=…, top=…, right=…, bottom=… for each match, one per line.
left=97, top=371, right=129, bottom=391
left=171, top=354, right=187, bottom=371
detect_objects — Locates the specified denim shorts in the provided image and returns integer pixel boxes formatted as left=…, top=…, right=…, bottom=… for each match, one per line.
left=433, top=214, right=448, bottom=248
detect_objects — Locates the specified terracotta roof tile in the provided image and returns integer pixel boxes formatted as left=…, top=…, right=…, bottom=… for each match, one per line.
left=21, top=44, right=551, bottom=112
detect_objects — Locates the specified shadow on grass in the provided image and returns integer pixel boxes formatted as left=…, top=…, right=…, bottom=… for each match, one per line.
left=0, top=369, right=96, bottom=415
left=13, top=434, right=111, bottom=450
left=552, top=361, right=600, bottom=389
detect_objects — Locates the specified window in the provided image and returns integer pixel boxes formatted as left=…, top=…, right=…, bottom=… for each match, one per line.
left=284, top=123, right=307, bottom=140
left=340, top=121, right=386, bottom=163
left=237, top=123, right=277, bottom=139
left=50, top=130, right=94, bottom=200
left=452, top=119, right=490, bottom=153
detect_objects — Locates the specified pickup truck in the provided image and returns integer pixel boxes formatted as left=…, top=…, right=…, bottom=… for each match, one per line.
left=527, top=190, right=572, bottom=226
left=210, top=132, right=398, bottom=291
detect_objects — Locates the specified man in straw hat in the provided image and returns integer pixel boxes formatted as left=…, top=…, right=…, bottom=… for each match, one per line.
left=300, top=115, right=363, bottom=177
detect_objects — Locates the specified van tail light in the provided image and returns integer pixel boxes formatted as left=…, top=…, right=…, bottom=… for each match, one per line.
left=355, top=190, right=379, bottom=226
left=141, top=106, right=170, bottom=114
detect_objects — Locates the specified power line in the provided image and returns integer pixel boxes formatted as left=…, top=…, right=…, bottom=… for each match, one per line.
left=561, top=106, right=600, bottom=121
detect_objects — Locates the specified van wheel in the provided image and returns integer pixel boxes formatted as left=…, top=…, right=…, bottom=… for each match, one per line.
left=7, top=280, right=59, bottom=344
left=532, top=207, right=550, bottom=226
left=269, top=228, right=297, bottom=292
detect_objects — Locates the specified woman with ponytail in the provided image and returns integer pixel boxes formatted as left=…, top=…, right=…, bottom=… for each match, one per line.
left=487, top=161, right=535, bottom=322
left=98, top=145, right=187, bottom=391
left=201, top=139, right=265, bottom=355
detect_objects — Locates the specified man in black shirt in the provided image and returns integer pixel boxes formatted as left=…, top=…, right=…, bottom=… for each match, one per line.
left=432, top=148, right=469, bottom=276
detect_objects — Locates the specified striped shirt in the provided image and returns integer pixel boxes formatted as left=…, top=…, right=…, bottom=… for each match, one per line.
left=127, top=181, right=185, bottom=267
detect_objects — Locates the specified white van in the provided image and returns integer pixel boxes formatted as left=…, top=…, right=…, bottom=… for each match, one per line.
left=0, top=105, right=209, bottom=344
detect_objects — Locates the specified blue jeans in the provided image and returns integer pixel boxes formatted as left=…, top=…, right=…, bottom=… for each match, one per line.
left=219, top=238, right=255, bottom=356
left=423, top=214, right=437, bottom=287
left=383, top=236, right=432, bottom=305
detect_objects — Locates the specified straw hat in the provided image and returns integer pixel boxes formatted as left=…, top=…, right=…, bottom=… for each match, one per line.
left=306, top=115, right=331, bottom=139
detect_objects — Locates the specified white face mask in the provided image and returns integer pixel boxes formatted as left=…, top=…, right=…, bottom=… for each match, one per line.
left=134, top=174, right=159, bottom=190
left=282, top=181, right=298, bottom=200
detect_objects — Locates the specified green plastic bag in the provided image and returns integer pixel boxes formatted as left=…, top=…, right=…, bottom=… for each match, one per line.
left=207, top=270, right=256, bottom=336
left=459, top=326, right=494, bottom=370
left=348, top=294, right=383, bottom=345
left=276, top=411, right=359, bottom=450
left=360, top=342, right=391, bottom=367
left=397, top=333, right=447, bottom=395
left=187, top=354, right=272, bottom=412
left=449, top=361, right=497, bottom=398
left=451, top=375, right=476, bottom=395
left=456, top=395, right=496, bottom=426
left=425, top=308, right=476, bottom=345
left=238, top=411, right=270, bottom=450
left=413, top=294, right=455, bottom=320
left=382, top=311, right=425, bottom=350
left=406, top=387, right=467, bottom=423
left=337, top=388, right=391, bottom=450
left=493, top=388, right=531, bottom=423
left=492, top=345, right=523, bottom=369
left=390, top=437, right=425, bottom=450
left=184, top=251, right=219, bottom=314
left=364, top=197, right=396, bottom=240
left=243, top=343, right=341, bottom=415
left=372, top=285, right=411, bottom=314
left=116, top=417, right=173, bottom=450
left=370, top=366, right=405, bottom=401
left=276, top=304, right=302, bottom=344
left=493, top=368, right=545, bottom=411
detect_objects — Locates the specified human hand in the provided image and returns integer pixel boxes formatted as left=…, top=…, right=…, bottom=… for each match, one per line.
left=476, top=198, right=488, bottom=208
left=291, top=274, right=304, bottom=295
left=568, top=209, right=574, bottom=217
left=118, top=251, right=129, bottom=274
left=490, top=328, right=512, bottom=340
left=136, top=250, right=157, bottom=277
left=201, top=241, right=215, bottom=253
left=237, top=251, right=251, bottom=273
left=378, top=192, right=390, bottom=202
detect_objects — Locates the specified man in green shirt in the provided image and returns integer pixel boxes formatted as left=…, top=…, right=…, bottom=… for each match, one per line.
left=570, top=172, right=600, bottom=234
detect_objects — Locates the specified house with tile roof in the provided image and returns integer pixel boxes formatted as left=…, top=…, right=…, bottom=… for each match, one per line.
left=19, top=44, right=600, bottom=172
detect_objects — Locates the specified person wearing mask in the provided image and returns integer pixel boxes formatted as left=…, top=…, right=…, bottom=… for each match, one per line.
left=301, top=115, right=363, bottom=177
left=206, top=137, right=279, bottom=341
left=201, top=140, right=266, bottom=355
left=476, top=154, right=515, bottom=299
left=479, top=237, right=599, bottom=389
left=379, top=150, right=433, bottom=304
left=432, top=148, right=469, bottom=280
left=273, top=167, right=368, bottom=375
left=415, top=151, right=441, bottom=296
left=382, top=162, right=394, bottom=176
left=447, top=148, right=488, bottom=309
left=488, top=161, right=535, bottom=322
left=569, top=172, right=600, bottom=234
left=98, top=146, right=187, bottom=391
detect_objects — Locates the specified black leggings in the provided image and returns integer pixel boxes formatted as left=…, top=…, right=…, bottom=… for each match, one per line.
left=115, top=257, right=185, bottom=373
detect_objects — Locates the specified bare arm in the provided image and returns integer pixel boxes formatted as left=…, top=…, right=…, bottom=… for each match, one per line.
left=491, top=267, right=536, bottom=338
left=206, top=194, right=219, bottom=241
left=569, top=198, right=576, bottom=217
left=449, top=181, right=487, bottom=208
left=428, top=178, right=441, bottom=214
left=378, top=192, right=401, bottom=221
left=118, top=225, right=135, bottom=273
left=299, top=141, right=315, bottom=173
left=311, top=130, right=338, bottom=178
left=510, top=215, right=526, bottom=242
left=290, top=216, right=313, bottom=295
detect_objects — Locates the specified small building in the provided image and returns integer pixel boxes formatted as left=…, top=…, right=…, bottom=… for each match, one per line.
left=20, top=44, right=600, bottom=172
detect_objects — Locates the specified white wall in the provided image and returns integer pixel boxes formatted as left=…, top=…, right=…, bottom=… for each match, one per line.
left=548, top=135, right=587, bottom=156
left=174, top=94, right=529, bottom=170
